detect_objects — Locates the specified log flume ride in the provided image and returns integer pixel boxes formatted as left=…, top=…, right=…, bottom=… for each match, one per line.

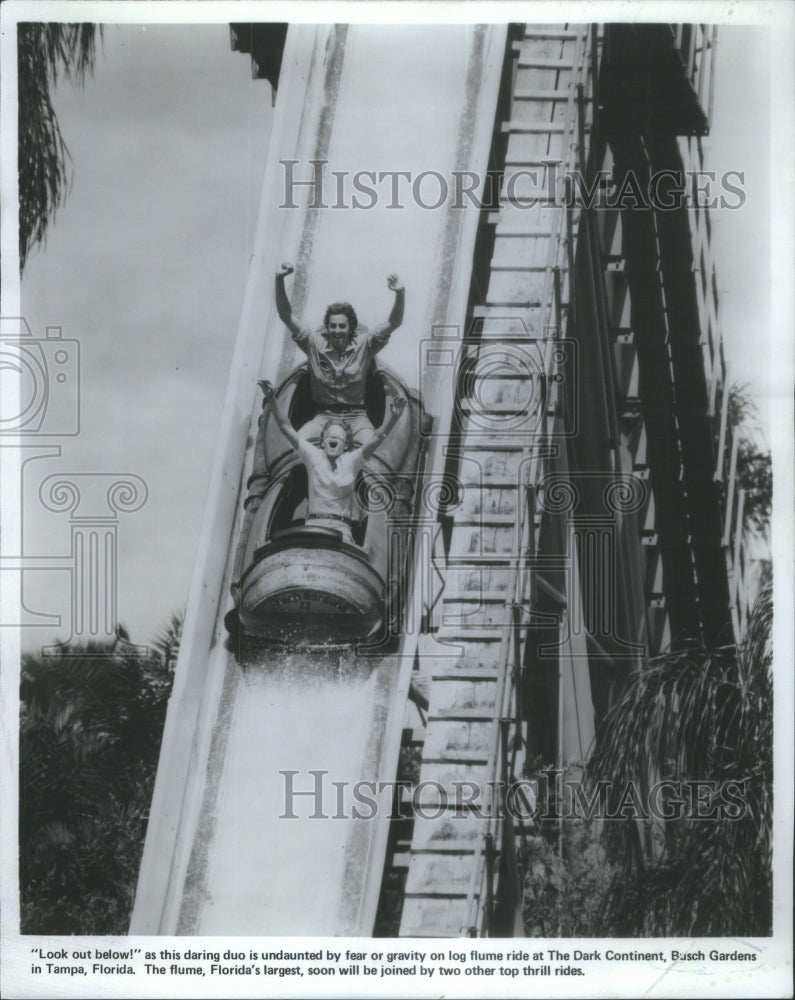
left=225, top=363, right=427, bottom=648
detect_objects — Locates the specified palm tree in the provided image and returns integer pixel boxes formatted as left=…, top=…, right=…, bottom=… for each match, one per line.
left=19, top=615, right=179, bottom=934
left=17, top=22, right=101, bottom=271
left=586, top=585, right=773, bottom=936
left=150, top=610, right=184, bottom=673
left=736, top=440, right=772, bottom=539
left=727, top=382, right=772, bottom=540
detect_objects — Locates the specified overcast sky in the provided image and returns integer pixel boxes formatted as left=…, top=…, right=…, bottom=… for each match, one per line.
left=708, top=26, right=771, bottom=435
left=15, top=18, right=773, bottom=651
left=19, top=24, right=271, bottom=649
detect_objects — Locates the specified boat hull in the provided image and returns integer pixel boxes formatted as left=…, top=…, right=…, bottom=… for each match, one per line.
left=239, top=539, right=385, bottom=645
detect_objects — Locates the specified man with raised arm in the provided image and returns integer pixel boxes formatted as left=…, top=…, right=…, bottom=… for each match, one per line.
left=259, top=380, right=406, bottom=545
left=275, top=262, right=405, bottom=446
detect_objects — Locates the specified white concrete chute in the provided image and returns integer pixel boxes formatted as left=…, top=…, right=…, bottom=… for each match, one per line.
left=131, top=23, right=507, bottom=936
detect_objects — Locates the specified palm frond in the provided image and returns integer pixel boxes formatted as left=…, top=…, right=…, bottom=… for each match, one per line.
left=150, top=610, right=184, bottom=672
left=586, top=585, right=773, bottom=936
left=17, top=23, right=102, bottom=269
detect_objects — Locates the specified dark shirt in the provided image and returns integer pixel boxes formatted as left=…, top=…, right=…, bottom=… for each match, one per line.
left=292, top=324, right=390, bottom=408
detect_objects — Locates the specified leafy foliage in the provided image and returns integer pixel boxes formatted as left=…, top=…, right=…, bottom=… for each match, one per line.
left=726, top=382, right=772, bottom=539
left=150, top=610, right=184, bottom=673
left=396, top=741, right=422, bottom=787
left=17, top=23, right=101, bottom=270
left=585, top=586, right=773, bottom=936
left=727, top=381, right=758, bottom=433
left=514, top=761, right=616, bottom=936
left=19, top=618, right=179, bottom=934
left=736, top=439, right=772, bottom=538
left=519, top=817, right=615, bottom=937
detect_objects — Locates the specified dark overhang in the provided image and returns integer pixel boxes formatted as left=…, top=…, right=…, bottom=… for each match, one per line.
left=599, top=24, right=711, bottom=137
left=230, top=23, right=288, bottom=93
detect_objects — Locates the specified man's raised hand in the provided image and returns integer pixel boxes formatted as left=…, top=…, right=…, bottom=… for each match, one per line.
left=386, top=273, right=404, bottom=293
left=276, top=262, right=294, bottom=279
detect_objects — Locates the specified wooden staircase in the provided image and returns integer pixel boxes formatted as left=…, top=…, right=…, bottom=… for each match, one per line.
left=397, top=24, right=596, bottom=938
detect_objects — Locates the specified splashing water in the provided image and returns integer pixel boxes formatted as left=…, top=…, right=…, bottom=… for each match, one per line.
left=196, top=647, right=386, bottom=935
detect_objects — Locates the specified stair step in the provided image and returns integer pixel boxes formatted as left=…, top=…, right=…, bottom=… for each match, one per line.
left=428, top=708, right=499, bottom=722
left=443, top=590, right=510, bottom=604
left=520, top=29, right=579, bottom=40
left=409, top=812, right=489, bottom=846
left=458, top=477, right=518, bottom=489
left=502, top=120, right=567, bottom=134
left=441, top=562, right=515, bottom=583
left=422, top=721, right=494, bottom=741
left=457, top=404, right=537, bottom=418
left=427, top=690, right=500, bottom=717
left=489, top=263, right=550, bottom=273
left=472, top=303, right=544, bottom=314
left=405, top=807, right=474, bottom=830
left=404, top=853, right=481, bottom=896
left=513, top=88, right=571, bottom=101
left=403, top=890, right=470, bottom=900
left=514, top=91, right=590, bottom=107
left=452, top=513, right=516, bottom=527
left=515, top=57, right=578, bottom=70
left=444, top=555, right=518, bottom=572
left=431, top=670, right=499, bottom=682
left=488, top=229, right=555, bottom=242
left=421, top=751, right=491, bottom=766
left=458, top=375, right=547, bottom=388
left=399, top=897, right=472, bottom=937
left=486, top=212, right=574, bottom=233
left=483, top=298, right=544, bottom=309
left=436, top=627, right=505, bottom=642
left=499, top=196, right=558, bottom=209
left=447, top=521, right=518, bottom=562
left=454, top=440, right=525, bottom=452
left=469, top=310, right=546, bottom=335
left=458, top=367, right=546, bottom=383
left=441, top=612, right=510, bottom=631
